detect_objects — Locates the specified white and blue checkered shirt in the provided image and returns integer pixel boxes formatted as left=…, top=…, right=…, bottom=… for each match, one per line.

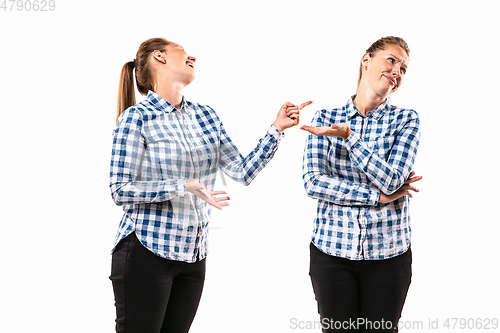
left=110, top=91, right=283, bottom=262
left=303, top=96, right=420, bottom=260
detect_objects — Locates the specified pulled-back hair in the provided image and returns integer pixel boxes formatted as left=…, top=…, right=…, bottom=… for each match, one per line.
left=357, top=36, right=410, bottom=87
left=116, top=37, right=171, bottom=123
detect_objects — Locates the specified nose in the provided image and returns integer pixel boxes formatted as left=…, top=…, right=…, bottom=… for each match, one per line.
left=391, top=64, right=402, bottom=78
left=188, top=56, right=196, bottom=63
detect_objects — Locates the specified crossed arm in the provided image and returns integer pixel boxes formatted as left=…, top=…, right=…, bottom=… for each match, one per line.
left=301, top=118, right=421, bottom=205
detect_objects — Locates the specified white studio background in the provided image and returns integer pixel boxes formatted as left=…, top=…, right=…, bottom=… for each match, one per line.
left=1, top=0, right=499, bottom=332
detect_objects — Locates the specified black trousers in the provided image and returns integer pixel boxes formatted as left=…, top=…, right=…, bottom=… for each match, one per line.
left=309, top=243, right=412, bottom=333
left=110, top=233, right=206, bottom=333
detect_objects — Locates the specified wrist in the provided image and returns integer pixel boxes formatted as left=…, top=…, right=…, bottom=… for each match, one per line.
left=186, top=179, right=196, bottom=193
left=342, top=128, right=353, bottom=140
left=273, top=121, right=285, bottom=134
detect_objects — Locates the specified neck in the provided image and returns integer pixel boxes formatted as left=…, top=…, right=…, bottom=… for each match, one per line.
left=354, top=84, right=387, bottom=115
left=155, top=80, right=185, bottom=110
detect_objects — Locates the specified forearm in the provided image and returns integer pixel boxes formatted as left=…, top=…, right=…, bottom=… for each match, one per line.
left=220, top=125, right=282, bottom=185
left=303, top=172, right=379, bottom=206
left=110, top=179, right=187, bottom=206
left=344, top=125, right=420, bottom=195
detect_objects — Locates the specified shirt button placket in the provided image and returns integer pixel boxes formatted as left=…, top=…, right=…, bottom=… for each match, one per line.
left=360, top=209, right=368, bottom=259
left=185, top=109, right=204, bottom=259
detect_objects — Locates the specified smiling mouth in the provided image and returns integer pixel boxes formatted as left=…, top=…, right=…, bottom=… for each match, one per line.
left=186, top=61, right=194, bottom=69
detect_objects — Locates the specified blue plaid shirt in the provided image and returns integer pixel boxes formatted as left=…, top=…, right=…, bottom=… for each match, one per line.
left=303, top=96, right=420, bottom=260
left=110, top=91, right=283, bottom=262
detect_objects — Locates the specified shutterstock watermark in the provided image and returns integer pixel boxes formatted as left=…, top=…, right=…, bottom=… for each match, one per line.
left=290, top=317, right=499, bottom=330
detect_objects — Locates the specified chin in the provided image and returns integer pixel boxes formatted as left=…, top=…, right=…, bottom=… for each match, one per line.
left=185, top=76, right=195, bottom=86
left=376, top=87, right=394, bottom=99
left=383, top=83, right=400, bottom=95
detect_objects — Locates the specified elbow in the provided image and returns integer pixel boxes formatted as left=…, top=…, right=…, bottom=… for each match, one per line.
left=112, top=192, right=124, bottom=206
left=304, top=182, right=313, bottom=197
left=303, top=176, right=317, bottom=198
left=111, top=187, right=125, bottom=206
left=305, top=186, right=315, bottom=198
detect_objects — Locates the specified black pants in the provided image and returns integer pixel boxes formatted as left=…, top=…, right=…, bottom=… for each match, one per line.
left=309, top=243, right=412, bottom=333
left=110, top=233, right=206, bottom=333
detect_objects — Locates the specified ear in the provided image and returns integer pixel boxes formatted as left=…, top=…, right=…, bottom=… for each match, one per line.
left=152, top=50, right=167, bottom=64
left=361, top=53, right=371, bottom=69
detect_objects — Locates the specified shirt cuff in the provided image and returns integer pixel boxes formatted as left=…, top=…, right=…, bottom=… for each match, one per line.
left=176, top=179, right=187, bottom=198
left=344, top=131, right=361, bottom=151
left=368, top=187, right=380, bottom=206
left=268, top=124, right=284, bottom=141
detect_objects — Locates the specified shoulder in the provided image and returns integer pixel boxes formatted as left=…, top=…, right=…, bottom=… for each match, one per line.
left=186, top=100, right=222, bottom=133
left=116, top=99, right=162, bottom=128
left=186, top=100, right=218, bottom=118
left=388, top=104, right=419, bottom=120
left=385, top=105, right=420, bottom=130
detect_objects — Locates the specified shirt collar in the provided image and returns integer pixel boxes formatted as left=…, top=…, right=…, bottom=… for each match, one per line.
left=147, top=90, right=190, bottom=114
left=346, top=95, right=391, bottom=120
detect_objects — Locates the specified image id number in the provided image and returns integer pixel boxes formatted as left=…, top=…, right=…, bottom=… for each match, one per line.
left=1, top=0, right=55, bottom=11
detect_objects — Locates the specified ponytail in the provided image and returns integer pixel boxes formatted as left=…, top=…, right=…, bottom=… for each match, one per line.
left=116, top=38, right=171, bottom=124
left=116, top=60, right=136, bottom=124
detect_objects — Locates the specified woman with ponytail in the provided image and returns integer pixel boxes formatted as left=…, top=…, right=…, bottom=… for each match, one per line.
left=109, top=37, right=311, bottom=333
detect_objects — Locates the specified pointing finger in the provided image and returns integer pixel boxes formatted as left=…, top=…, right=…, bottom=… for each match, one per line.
left=298, top=101, right=313, bottom=110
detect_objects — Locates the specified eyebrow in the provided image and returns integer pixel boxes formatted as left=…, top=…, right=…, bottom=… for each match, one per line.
left=388, top=53, right=408, bottom=67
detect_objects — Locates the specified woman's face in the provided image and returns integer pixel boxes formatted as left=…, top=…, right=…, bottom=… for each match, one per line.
left=156, top=42, right=197, bottom=85
left=361, top=43, right=409, bottom=97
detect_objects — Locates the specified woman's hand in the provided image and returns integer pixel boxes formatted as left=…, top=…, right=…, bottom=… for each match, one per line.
left=273, top=101, right=313, bottom=133
left=300, top=123, right=353, bottom=140
left=379, top=171, right=422, bottom=204
left=187, top=179, right=230, bottom=210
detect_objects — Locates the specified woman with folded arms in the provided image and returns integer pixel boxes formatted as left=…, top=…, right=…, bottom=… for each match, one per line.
left=301, top=36, right=421, bottom=332
left=109, top=37, right=311, bottom=333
